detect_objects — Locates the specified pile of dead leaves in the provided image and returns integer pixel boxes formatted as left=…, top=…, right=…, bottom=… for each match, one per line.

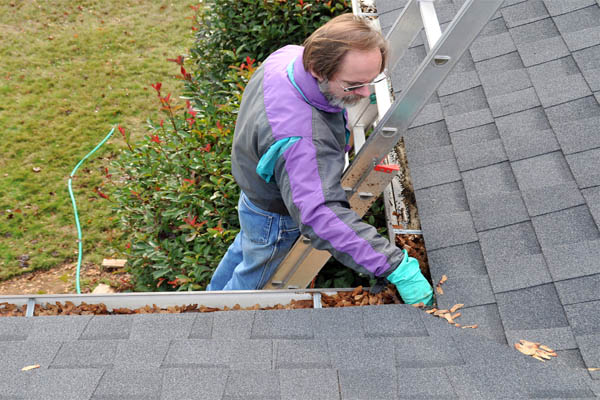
left=0, top=298, right=315, bottom=317
left=514, top=340, right=558, bottom=362
left=320, top=285, right=401, bottom=307
left=396, top=233, right=430, bottom=281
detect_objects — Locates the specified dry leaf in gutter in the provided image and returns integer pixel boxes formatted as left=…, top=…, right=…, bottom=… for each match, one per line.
left=21, top=364, right=40, bottom=371
left=412, top=302, right=425, bottom=308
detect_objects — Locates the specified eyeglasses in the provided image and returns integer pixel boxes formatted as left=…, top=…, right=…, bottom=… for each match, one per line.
left=338, top=72, right=387, bottom=92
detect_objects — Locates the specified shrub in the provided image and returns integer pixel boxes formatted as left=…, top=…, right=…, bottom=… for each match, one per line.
left=188, top=0, right=350, bottom=99
left=111, top=62, right=255, bottom=291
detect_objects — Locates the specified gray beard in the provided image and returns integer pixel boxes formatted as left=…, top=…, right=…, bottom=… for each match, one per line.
left=318, top=80, right=363, bottom=108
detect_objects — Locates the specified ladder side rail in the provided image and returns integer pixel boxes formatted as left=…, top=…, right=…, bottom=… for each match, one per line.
left=342, top=0, right=503, bottom=194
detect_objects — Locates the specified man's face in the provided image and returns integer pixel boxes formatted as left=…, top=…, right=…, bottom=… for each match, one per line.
left=315, top=47, right=382, bottom=108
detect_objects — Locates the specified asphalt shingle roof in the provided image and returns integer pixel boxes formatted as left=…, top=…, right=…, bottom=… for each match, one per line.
left=1, top=0, right=599, bottom=398
left=382, top=0, right=600, bottom=395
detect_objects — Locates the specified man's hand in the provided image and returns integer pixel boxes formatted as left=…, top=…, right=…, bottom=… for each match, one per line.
left=386, top=250, right=433, bottom=306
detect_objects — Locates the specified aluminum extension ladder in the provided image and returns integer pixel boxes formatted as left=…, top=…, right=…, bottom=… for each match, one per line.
left=264, top=0, right=503, bottom=289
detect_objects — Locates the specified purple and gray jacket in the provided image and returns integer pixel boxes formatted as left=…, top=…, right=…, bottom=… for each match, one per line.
left=231, top=45, right=404, bottom=278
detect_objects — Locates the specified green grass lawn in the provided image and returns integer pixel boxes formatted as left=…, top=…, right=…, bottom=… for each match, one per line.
left=0, top=0, right=195, bottom=280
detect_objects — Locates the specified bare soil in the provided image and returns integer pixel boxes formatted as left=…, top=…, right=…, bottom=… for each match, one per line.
left=0, top=262, right=132, bottom=295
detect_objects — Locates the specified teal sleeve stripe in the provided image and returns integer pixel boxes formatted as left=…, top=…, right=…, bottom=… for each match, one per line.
left=256, top=137, right=301, bottom=183
left=287, top=58, right=311, bottom=104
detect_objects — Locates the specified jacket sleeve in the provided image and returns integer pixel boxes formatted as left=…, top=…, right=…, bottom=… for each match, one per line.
left=272, top=132, right=405, bottom=278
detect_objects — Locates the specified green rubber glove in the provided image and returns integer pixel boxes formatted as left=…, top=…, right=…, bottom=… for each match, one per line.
left=386, top=250, right=433, bottom=306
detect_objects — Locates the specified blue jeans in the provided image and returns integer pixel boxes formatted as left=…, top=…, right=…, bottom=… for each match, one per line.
left=207, top=192, right=300, bottom=290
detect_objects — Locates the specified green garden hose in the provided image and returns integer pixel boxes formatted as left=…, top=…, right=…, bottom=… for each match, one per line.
left=68, top=126, right=116, bottom=294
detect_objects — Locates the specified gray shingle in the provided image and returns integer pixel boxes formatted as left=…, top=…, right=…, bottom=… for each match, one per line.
left=223, top=370, right=280, bottom=400
left=555, top=273, right=600, bottom=304
left=26, top=315, right=91, bottom=341
left=488, top=87, right=541, bottom=117
left=434, top=275, right=496, bottom=309
left=495, top=107, right=560, bottom=161
left=419, top=211, right=478, bottom=250
left=583, top=186, right=600, bottom=226
left=0, top=370, right=29, bottom=399
left=80, top=315, right=133, bottom=340
left=470, top=31, right=517, bottom=62
left=311, top=307, right=364, bottom=338
left=338, top=369, right=397, bottom=400
left=509, top=17, right=570, bottom=66
left=210, top=310, right=252, bottom=339
left=543, top=239, right=600, bottom=281
left=162, top=339, right=272, bottom=369
left=445, top=107, right=495, bottom=132
left=479, top=221, right=541, bottom=262
left=573, top=44, right=600, bottom=91
left=26, top=369, right=104, bottom=400
left=449, top=123, right=499, bottom=147
left=92, top=369, right=162, bottom=400
left=274, top=339, right=330, bottom=369
left=565, top=300, right=600, bottom=335
left=328, top=337, right=395, bottom=369
left=450, top=329, right=532, bottom=366
left=427, top=242, right=488, bottom=277
left=278, top=369, right=340, bottom=400
left=130, top=313, right=196, bottom=340
left=462, top=162, right=519, bottom=194
left=495, top=284, right=569, bottom=330
left=553, top=4, right=600, bottom=51
left=532, top=205, right=600, bottom=248
left=453, top=138, right=508, bottom=171
left=543, top=0, right=596, bottom=16
left=113, top=339, right=170, bottom=369
left=390, top=45, right=426, bottom=93
left=528, top=56, right=591, bottom=107
left=521, top=181, right=585, bottom=216
left=566, top=148, right=600, bottom=189
left=409, top=158, right=461, bottom=190
left=439, top=86, right=489, bottom=117
left=545, top=96, right=600, bottom=155
left=504, top=326, right=578, bottom=350
left=437, top=54, right=480, bottom=96
left=404, top=121, right=451, bottom=152
left=0, top=340, right=62, bottom=372
left=409, top=99, right=444, bottom=128
left=406, top=145, right=455, bottom=168
left=476, top=52, right=531, bottom=97
left=0, top=317, right=31, bottom=341
left=486, top=253, right=553, bottom=293
left=575, top=333, right=600, bottom=379
left=160, top=368, right=228, bottom=400
left=466, top=190, right=529, bottom=232
left=414, top=181, right=469, bottom=219
left=512, top=151, right=575, bottom=189
left=49, top=340, right=118, bottom=368
left=251, top=309, right=313, bottom=339
left=446, top=360, right=594, bottom=398
left=395, top=336, right=464, bottom=368
left=361, top=304, right=427, bottom=337
left=188, top=312, right=214, bottom=339
left=501, top=0, right=550, bottom=27
left=395, top=368, right=458, bottom=399
left=376, top=0, right=407, bottom=15
left=451, top=305, right=506, bottom=344
left=554, top=348, right=587, bottom=368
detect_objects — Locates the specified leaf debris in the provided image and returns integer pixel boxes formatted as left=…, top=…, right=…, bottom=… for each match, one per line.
left=514, top=340, right=557, bottom=362
left=21, top=364, right=40, bottom=371
left=436, top=274, right=448, bottom=295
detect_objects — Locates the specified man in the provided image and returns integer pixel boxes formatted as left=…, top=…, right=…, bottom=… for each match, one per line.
left=207, top=14, right=433, bottom=305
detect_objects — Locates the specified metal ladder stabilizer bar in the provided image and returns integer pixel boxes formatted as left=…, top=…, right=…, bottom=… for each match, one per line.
left=265, top=0, right=504, bottom=290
